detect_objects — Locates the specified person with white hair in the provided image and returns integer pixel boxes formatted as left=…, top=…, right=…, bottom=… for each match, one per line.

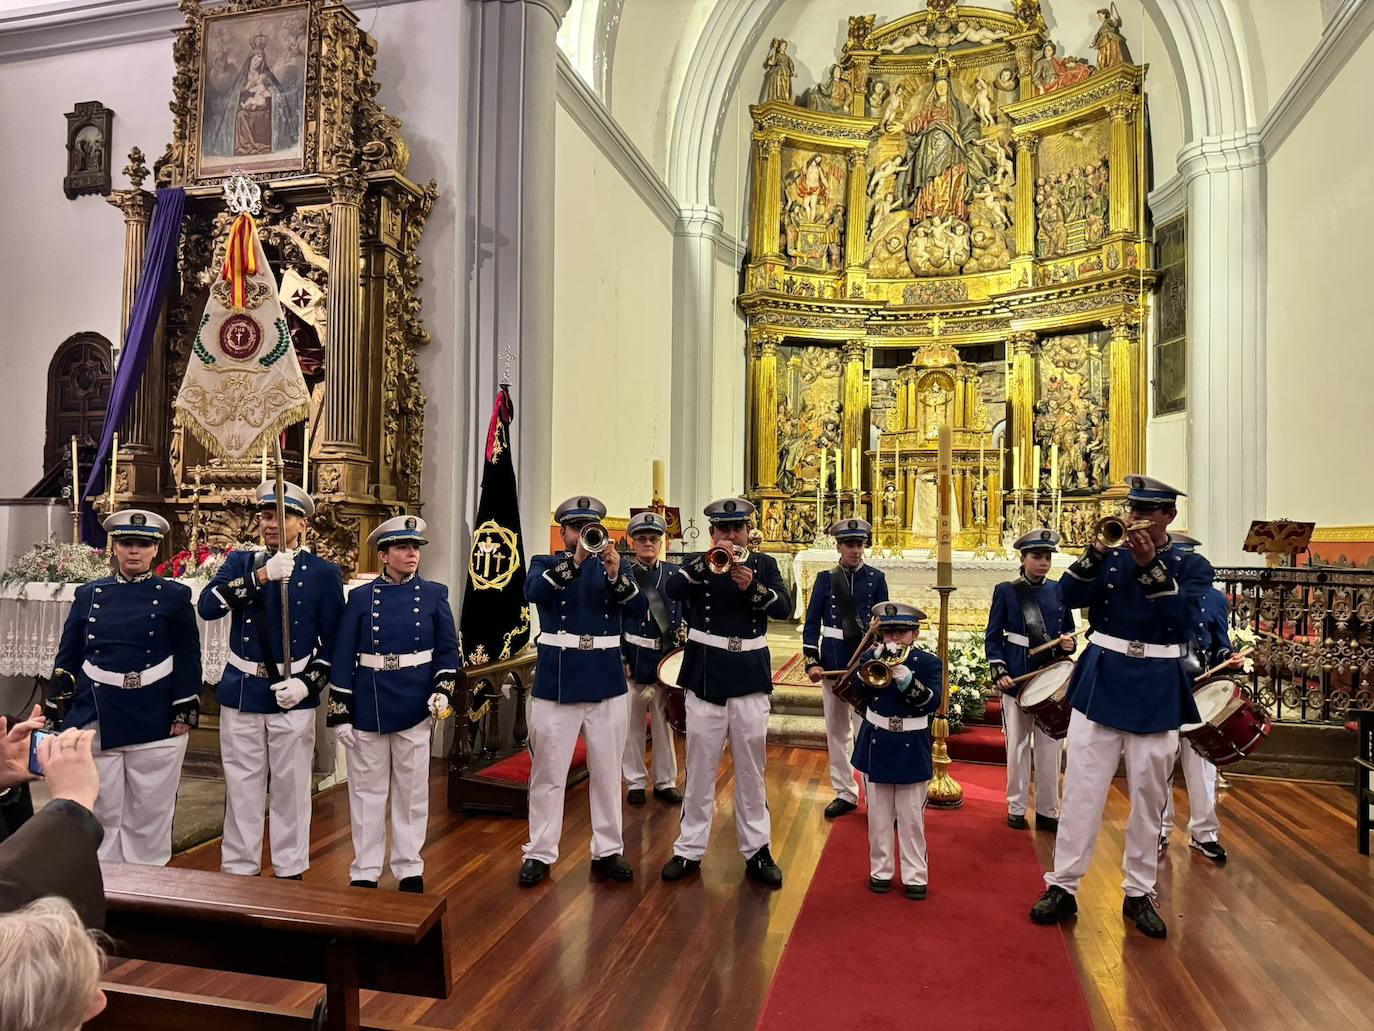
left=0, top=897, right=107, bottom=1030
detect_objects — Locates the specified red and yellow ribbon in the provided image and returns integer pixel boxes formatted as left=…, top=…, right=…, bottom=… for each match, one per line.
left=221, top=212, right=259, bottom=310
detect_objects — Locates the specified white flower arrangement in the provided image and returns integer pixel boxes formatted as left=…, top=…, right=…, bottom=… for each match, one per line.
left=0, top=539, right=110, bottom=588
left=943, top=633, right=991, bottom=734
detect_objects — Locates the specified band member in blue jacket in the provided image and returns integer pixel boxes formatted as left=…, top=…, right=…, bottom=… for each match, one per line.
left=47, top=510, right=200, bottom=865
left=328, top=516, right=458, bottom=893
left=618, top=511, right=684, bottom=806
left=661, top=497, right=791, bottom=888
left=851, top=602, right=942, bottom=900
left=1160, top=533, right=1244, bottom=863
left=199, top=481, right=344, bottom=880
left=985, top=528, right=1076, bottom=832
left=519, top=496, right=640, bottom=887
left=803, top=517, right=889, bottom=820
left=1031, top=476, right=1212, bottom=939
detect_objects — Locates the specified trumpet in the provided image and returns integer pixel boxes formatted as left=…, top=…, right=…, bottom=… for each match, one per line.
left=821, top=642, right=911, bottom=694
left=579, top=521, right=611, bottom=554
left=705, top=543, right=750, bottom=575
left=1095, top=516, right=1153, bottom=549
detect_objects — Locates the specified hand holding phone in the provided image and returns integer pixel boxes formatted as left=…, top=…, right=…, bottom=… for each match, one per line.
left=35, top=729, right=99, bottom=812
left=27, top=729, right=53, bottom=778
left=0, top=705, right=45, bottom=790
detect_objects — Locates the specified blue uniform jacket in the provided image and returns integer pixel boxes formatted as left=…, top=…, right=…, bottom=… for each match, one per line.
left=1059, top=543, right=1211, bottom=734
left=983, top=577, right=1076, bottom=691
left=850, top=647, right=943, bottom=784
left=198, top=549, right=344, bottom=713
left=619, top=559, right=684, bottom=686
left=801, top=564, right=889, bottom=671
left=48, top=575, right=202, bottom=750
left=664, top=551, right=791, bottom=704
left=1187, top=586, right=1236, bottom=672
left=525, top=551, right=639, bottom=703
left=327, top=574, right=459, bottom=734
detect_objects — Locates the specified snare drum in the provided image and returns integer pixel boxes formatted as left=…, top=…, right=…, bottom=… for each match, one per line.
left=1017, top=660, right=1075, bottom=740
left=1181, top=677, right=1271, bottom=766
left=656, top=647, right=688, bottom=735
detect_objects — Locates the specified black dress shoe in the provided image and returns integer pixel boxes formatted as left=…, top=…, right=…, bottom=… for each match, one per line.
left=1189, top=838, right=1228, bottom=863
left=824, top=797, right=859, bottom=820
left=745, top=846, right=783, bottom=888
left=627, top=788, right=647, bottom=805
left=349, top=879, right=378, bottom=889
left=904, top=883, right=928, bottom=901
left=868, top=876, right=892, bottom=894
left=1007, top=813, right=1030, bottom=830
left=1123, top=895, right=1167, bottom=938
left=518, top=859, right=550, bottom=887
left=279, top=874, right=303, bottom=881
left=590, top=854, right=634, bottom=882
left=398, top=876, right=424, bottom=893
left=1029, top=885, right=1078, bottom=925
left=1158, top=834, right=1170, bottom=853
left=653, top=786, right=684, bottom=805
left=661, top=855, right=701, bottom=882
left=1035, top=814, right=1059, bottom=833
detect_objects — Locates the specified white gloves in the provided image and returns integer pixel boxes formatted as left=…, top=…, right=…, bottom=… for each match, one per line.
left=274, top=677, right=308, bottom=710
left=428, top=692, right=451, bottom=719
left=334, top=723, right=358, bottom=749
left=263, top=549, right=296, bottom=581
left=892, top=664, right=914, bottom=686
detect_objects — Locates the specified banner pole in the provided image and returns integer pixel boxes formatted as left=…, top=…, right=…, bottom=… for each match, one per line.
left=274, top=436, right=292, bottom=675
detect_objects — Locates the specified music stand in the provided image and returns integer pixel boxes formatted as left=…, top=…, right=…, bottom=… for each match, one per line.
left=1243, top=519, right=1315, bottom=567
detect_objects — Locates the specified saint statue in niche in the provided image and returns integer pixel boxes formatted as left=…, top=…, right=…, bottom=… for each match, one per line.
left=1093, top=4, right=1134, bottom=69
left=760, top=39, right=795, bottom=104
left=891, top=67, right=984, bottom=221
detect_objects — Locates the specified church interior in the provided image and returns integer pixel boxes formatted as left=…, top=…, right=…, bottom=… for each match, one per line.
left=0, top=0, right=1372, bottom=1028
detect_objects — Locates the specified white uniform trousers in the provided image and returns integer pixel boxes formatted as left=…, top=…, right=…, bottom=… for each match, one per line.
left=820, top=679, right=862, bottom=804
left=866, top=780, right=929, bottom=885
left=90, top=729, right=188, bottom=866
left=673, top=692, right=771, bottom=861
left=219, top=705, right=316, bottom=877
left=344, top=719, right=432, bottom=882
left=1045, top=709, right=1177, bottom=898
left=622, top=682, right=679, bottom=791
left=1002, top=694, right=1063, bottom=818
left=1162, top=742, right=1220, bottom=844
left=523, top=695, right=628, bottom=865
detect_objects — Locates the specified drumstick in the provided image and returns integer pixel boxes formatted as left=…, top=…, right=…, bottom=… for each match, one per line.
left=1027, top=626, right=1088, bottom=657
left=1194, top=647, right=1253, bottom=683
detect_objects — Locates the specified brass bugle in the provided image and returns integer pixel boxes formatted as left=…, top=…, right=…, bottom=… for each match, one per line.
left=858, top=657, right=894, bottom=688
left=580, top=521, right=611, bottom=554
left=1095, top=516, right=1153, bottom=549
left=706, top=543, right=750, bottom=575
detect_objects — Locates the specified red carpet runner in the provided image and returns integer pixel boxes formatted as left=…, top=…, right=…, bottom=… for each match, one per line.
left=758, top=763, right=1093, bottom=1031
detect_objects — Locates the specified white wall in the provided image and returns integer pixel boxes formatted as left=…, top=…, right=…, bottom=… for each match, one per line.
left=552, top=101, right=675, bottom=522
left=1265, top=25, right=1374, bottom=525
left=609, top=0, right=701, bottom=177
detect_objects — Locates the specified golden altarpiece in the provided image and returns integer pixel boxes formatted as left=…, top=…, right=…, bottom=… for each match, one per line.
left=742, top=0, right=1154, bottom=554
left=101, top=0, right=435, bottom=576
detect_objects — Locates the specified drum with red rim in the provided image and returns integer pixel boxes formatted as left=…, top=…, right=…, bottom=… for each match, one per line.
left=656, top=647, right=688, bottom=735
left=1017, top=660, right=1075, bottom=740
left=1181, top=677, right=1271, bottom=766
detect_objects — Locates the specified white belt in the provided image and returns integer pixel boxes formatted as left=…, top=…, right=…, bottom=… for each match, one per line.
left=82, top=656, right=173, bottom=689
left=359, top=649, right=433, bottom=671
left=227, top=649, right=312, bottom=678
left=1091, top=633, right=1186, bottom=660
left=687, top=628, right=768, bottom=653
left=864, top=709, right=929, bottom=733
left=1005, top=632, right=1031, bottom=648
left=821, top=626, right=846, bottom=640
left=538, top=631, right=621, bottom=651
left=623, top=633, right=660, bottom=650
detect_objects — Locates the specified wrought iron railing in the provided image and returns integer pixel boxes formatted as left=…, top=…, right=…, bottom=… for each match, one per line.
left=1215, top=565, right=1374, bottom=725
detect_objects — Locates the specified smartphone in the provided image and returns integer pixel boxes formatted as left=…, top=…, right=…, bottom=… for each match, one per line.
left=27, top=729, right=52, bottom=778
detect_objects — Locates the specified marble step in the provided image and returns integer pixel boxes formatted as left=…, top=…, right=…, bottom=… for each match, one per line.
left=768, top=712, right=827, bottom=750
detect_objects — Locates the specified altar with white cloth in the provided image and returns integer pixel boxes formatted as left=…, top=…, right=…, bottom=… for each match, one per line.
left=789, top=549, right=1072, bottom=631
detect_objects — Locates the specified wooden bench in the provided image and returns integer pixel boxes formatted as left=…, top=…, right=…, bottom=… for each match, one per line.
left=91, top=864, right=450, bottom=1031
left=1354, top=708, right=1373, bottom=855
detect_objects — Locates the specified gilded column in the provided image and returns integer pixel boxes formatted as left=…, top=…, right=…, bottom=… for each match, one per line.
left=1008, top=332, right=1038, bottom=491
left=760, top=137, right=784, bottom=259
left=322, top=172, right=368, bottom=487
left=844, top=149, right=867, bottom=267
left=1014, top=136, right=1039, bottom=258
left=840, top=339, right=868, bottom=484
left=1108, top=99, right=1138, bottom=235
left=1106, top=314, right=1144, bottom=483
left=754, top=331, right=781, bottom=490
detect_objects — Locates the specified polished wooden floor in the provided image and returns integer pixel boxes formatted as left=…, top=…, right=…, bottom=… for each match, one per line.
left=104, top=744, right=1374, bottom=1031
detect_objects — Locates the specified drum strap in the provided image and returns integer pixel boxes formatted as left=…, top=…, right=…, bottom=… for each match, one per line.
left=1012, top=580, right=1049, bottom=662
left=633, top=563, right=673, bottom=650
left=830, top=566, right=863, bottom=658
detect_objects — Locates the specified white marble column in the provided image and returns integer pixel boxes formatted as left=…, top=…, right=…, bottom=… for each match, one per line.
left=1179, top=133, right=1265, bottom=566
left=671, top=203, right=726, bottom=525
left=463, top=0, right=570, bottom=559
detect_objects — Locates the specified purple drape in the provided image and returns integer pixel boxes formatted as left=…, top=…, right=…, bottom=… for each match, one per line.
left=82, top=187, right=186, bottom=545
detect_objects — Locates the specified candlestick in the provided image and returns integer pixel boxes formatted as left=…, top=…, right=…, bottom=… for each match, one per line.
left=937, top=425, right=953, bottom=581
left=1011, top=444, right=1020, bottom=491
left=109, top=433, right=118, bottom=513
left=69, top=435, right=80, bottom=545
left=1050, top=443, right=1059, bottom=490
left=834, top=447, right=842, bottom=496
left=652, top=458, right=666, bottom=504
left=1032, top=444, right=1042, bottom=490
left=818, top=449, right=826, bottom=528
left=851, top=446, right=860, bottom=493
left=302, top=418, right=311, bottom=494
left=261, top=442, right=268, bottom=482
